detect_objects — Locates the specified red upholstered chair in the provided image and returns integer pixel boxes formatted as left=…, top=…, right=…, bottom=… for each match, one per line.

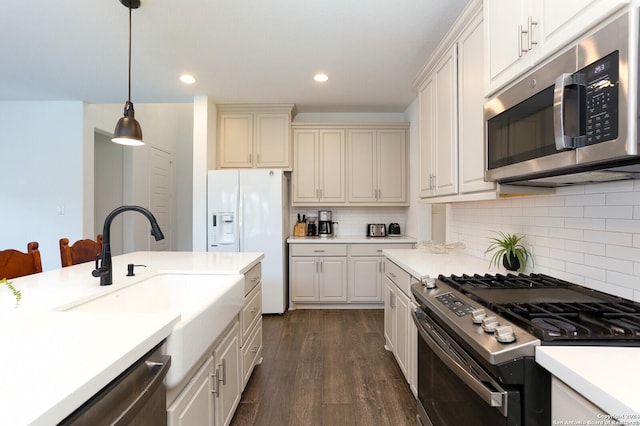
left=0, top=242, right=43, bottom=279
left=60, top=235, right=103, bottom=267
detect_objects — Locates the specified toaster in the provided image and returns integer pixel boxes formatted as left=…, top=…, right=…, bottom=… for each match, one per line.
left=388, top=223, right=401, bottom=235
left=367, top=224, right=387, bottom=237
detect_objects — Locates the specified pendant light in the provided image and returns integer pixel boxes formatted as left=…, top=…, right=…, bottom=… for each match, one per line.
left=112, top=0, right=143, bottom=146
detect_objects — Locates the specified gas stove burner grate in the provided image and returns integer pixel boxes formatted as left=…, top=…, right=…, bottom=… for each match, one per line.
left=493, top=301, right=640, bottom=341
left=434, top=272, right=640, bottom=344
left=438, top=272, right=577, bottom=290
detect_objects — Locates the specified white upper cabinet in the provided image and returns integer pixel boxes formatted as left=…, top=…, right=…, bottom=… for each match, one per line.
left=458, top=10, right=495, bottom=194
left=419, top=46, right=458, bottom=198
left=347, top=128, right=407, bottom=204
left=217, top=104, right=296, bottom=169
left=292, top=123, right=408, bottom=206
left=485, top=0, right=628, bottom=95
left=292, top=127, right=346, bottom=205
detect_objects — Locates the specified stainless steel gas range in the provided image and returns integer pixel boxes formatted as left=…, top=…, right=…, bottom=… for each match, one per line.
left=411, top=272, right=640, bottom=426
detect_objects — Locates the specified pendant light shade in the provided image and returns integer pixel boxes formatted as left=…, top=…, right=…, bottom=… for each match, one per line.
left=112, top=101, right=143, bottom=145
left=112, top=0, right=144, bottom=146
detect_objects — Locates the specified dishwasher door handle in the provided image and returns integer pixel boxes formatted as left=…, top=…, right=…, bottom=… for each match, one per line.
left=113, top=354, right=172, bottom=426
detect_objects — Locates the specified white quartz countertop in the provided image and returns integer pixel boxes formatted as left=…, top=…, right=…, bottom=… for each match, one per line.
left=536, top=346, right=640, bottom=424
left=382, top=248, right=498, bottom=279
left=287, top=235, right=417, bottom=244
left=0, top=250, right=263, bottom=426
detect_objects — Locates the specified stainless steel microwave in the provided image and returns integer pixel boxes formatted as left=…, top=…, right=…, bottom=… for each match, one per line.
left=484, top=10, right=640, bottom=187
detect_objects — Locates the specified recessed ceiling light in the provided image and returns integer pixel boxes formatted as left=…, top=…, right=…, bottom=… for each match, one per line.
left=180, top=74, right=196, bottom=84
left=314, top=73, right=329, bottom=82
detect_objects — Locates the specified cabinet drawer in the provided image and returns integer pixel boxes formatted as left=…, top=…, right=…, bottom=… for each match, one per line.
left=244, top=263, right=261, bottom=295
left=384, top=259, right=412, bottom=296
left=350, top=243, right=414, bottom=256
left=290, top=243, right=347, bottom=256
left=241, top=318, right=262, bottom=387
left=241, top=284, right=262, bottom=344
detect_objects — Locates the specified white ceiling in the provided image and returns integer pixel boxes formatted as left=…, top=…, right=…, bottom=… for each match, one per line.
left=0, top=0, right=469, bottom=113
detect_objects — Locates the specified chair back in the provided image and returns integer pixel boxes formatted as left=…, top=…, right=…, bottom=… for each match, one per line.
left=60, top=235, right=103, bottom=267
left=0, top=242, right=43, bottom=279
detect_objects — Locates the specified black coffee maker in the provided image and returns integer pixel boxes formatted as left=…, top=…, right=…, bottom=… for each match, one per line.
left=318, top=210, right=333, bottom=237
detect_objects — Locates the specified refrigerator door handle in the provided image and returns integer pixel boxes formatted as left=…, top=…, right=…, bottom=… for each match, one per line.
left=238, top=187, right=243, bottom=251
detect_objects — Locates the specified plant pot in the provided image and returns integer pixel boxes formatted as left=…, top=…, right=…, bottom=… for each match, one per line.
left=503, top=254, right=520, bottom=271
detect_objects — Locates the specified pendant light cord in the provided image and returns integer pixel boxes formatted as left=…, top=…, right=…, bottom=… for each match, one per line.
left=128, top=3, right=132, bottom=104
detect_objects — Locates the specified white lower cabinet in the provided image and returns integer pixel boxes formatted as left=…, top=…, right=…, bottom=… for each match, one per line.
left=348, top=243, right=414, bottom=303
left=350, top=256, right=383, bottom=302
left=290, top=244, right=348, bottom=303
left=167, top=357, right=215, bottom=426
left=213, top=322, right=241, bottom=426
left=551, top=377, right=608, bottom=422
left=290, top=242, right=415, bottom=307
left=383, top=258, right=418, bottom=397
left=168, top=263, right=262, bottom=426
left=167, top=322, right=241, bottom=426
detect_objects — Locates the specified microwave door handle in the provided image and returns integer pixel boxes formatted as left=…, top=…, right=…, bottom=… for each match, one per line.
left=554, top=73, right=586, bottom=150
left=554, top=73, right=575, bottom=150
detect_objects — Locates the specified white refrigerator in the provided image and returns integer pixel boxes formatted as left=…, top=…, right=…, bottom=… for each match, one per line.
left=207, top=169, right=289, bottom=314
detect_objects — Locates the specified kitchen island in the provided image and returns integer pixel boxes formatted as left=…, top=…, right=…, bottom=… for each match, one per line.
left=0, top=251, right=262, bottom=426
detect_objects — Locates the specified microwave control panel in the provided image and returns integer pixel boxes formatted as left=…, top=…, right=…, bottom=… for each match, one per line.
left=583, top=50, right=619, bottom=145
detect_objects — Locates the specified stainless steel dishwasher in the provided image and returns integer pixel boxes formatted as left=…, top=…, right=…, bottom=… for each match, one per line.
left=60, top=341, right=171, bottom=425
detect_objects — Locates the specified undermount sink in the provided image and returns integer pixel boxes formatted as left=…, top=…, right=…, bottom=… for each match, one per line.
left=64, top=273, right=244, bottom=388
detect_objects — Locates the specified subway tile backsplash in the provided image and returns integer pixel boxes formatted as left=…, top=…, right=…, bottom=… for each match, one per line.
left=449, top=180, right=640, bottom=302
left=289, top=207, right=407, bottom=237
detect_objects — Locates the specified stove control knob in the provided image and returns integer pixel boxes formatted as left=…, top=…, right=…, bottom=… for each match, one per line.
left=495, top=325, right=516, bottom=343
left=421, top=276, right=436, bottom=289
left=481, top=316, right=499, bottom=333
left=471, top=309, right=486, bottom=324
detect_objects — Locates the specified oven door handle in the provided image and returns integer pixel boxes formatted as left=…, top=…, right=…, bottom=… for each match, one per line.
left=412, top=310, right=508, bottom=415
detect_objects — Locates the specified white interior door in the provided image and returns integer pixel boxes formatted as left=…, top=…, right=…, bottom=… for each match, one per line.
left=149, top=146, right=172, bottom=251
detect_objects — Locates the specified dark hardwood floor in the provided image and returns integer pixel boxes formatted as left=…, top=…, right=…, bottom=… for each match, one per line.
left=231, top=309, right=416, bottom=426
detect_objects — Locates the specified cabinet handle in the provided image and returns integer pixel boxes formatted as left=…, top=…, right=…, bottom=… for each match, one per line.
left=249, top=153, right=252, bottom=163
left=527, top=16, right=537, bottom=51
left=316, top=261, right=319, bottom=273
left=313, top=249, right=325, bottom=253
left=211, top=370, right=220, bottom=396
left=378, top=189, right=381, bottom=200
left=218, top=359, right=226, bottom=386
left=319, top=188, right=323, bottom=199
left=319, top=260, right=323, bottom=273
left=389, top=272, right=397, bottom=279
left=518, top=24, right=528, bottom=57
left=251, top=277, right=259, bottom=283
left=252, top=346, right=259, bottom=354
left=257, top=153, right=261, bottom=163
left=250, top=307, right=258, bottom=314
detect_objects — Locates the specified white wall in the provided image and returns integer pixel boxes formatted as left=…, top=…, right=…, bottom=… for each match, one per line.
left=448, top=180, right=640, bottom=302
left=0, top=101, right=192, bottom=272
left=0, top=101, right=84, bottom=271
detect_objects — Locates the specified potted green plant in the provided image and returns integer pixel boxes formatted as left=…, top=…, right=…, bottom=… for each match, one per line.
left=484, top=231, right=531, bottom=272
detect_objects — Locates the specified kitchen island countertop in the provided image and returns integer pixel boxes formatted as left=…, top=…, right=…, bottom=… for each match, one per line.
left=0, top=250, right=262, bottom=426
